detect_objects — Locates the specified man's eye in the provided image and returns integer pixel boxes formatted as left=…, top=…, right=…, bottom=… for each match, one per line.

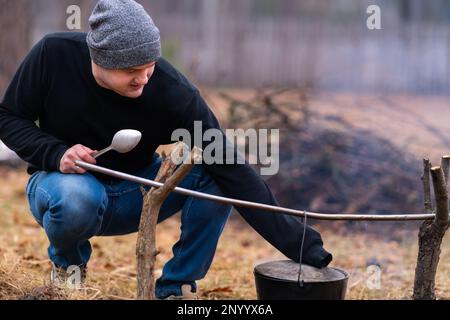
left=126, top=70, right=135, bottom=74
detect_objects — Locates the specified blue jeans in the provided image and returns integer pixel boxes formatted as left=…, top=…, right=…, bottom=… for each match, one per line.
left=26, top=156, right=232, bottom=298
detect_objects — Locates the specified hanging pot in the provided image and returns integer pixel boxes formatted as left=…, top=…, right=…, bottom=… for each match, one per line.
left=254, top=260, right=349, bottom=300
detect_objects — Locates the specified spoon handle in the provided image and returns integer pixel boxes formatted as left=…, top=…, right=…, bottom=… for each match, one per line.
left=93, top=146, right=112, bottom=159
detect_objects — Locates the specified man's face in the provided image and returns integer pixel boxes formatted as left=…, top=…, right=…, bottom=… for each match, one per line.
left=91, top=61, right=156, bottom=98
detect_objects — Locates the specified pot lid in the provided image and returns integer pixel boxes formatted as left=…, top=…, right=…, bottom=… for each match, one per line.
left=254, top=260, right=348, bottom=283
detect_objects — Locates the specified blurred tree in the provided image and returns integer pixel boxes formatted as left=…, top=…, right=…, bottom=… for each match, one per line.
left=0, top=0, right=31, bottom=96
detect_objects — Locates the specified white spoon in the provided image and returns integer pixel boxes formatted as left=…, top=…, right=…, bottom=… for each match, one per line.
left=93, top=129, right=142, bottom=158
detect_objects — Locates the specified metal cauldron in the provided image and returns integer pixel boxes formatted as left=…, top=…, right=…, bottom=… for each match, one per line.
left=254, top=260, right=349, bottom=300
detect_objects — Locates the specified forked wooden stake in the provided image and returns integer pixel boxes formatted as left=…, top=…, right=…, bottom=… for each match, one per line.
left=136, top=142, right=202, bottom=300
left=414, top=159, right=449, bottom=300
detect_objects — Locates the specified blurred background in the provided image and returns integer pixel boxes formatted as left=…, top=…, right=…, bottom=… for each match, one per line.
left=0, top=0, right=449, bottom=300
left=2, top=0, right=449, bottom=216
left=1, top=0, right=450, bottom=92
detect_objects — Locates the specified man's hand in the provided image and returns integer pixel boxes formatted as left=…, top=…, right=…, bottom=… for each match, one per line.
left=59, top=144, right=97, bottom=174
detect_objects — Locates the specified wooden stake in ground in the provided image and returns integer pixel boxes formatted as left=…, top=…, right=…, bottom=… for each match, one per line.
left=421, top=158, right=433, bottom=214
left=136, top=142, right=203, bottom=300
left=413, top=158, right=450, bottom=300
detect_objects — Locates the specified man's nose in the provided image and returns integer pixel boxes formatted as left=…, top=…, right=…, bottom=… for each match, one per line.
left=135, top=72, right=149, bottom=85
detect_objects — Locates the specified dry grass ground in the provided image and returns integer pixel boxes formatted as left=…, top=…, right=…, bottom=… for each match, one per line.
left=0, top=168, right=448, bottom=300
left=0, top=92, right=449, bottom=300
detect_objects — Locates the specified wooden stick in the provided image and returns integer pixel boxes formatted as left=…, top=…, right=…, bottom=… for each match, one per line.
left=413, top=166, right=449, bottom=300
left=136, top=143, right=202, bottom=300
left=421, top=158, right=433, bottom=214
left=431, top=167, right=450, bottom=228
left=440, top=155, right=450, bottom=186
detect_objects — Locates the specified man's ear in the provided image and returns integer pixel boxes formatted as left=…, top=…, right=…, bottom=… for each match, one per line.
left=91, top=61, right=110, bottom=90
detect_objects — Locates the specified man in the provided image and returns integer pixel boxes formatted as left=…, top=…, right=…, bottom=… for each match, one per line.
left=0, top=0, right=332, bottom=299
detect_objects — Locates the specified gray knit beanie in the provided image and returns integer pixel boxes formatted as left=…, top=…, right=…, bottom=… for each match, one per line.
left=87, top=0, right=161, bottom=69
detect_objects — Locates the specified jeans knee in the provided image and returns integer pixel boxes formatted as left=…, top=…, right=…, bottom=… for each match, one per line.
left=64, top=197, right=106, bottom=236
left=47, top=176, right=108, bottom=237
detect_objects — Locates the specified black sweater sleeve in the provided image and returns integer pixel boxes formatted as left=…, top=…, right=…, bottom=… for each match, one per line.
left=0, top=37, right=69, bottom=172
left=179, top=90, right=332, bottom=268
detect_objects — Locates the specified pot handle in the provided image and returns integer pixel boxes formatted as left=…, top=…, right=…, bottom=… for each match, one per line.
left=297, top=211, right=307, bottom=287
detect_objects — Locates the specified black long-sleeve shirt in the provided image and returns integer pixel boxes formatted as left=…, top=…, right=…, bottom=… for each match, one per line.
left=0, top=32, right=332, bottom=267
